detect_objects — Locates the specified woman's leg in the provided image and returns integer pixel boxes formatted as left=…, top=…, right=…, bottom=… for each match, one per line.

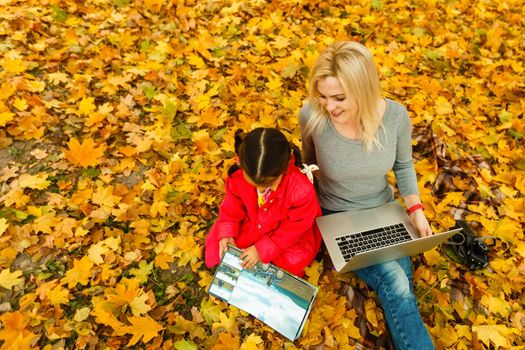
left=355, top=258, right=434, bottom=350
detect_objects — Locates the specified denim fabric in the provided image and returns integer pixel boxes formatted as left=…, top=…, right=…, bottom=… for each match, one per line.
left=355, top=258, right=434, bottom=349
left=322, top=208, right=435, bottom=350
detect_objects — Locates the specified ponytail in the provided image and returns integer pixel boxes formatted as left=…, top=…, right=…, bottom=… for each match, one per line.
left=290, top=142, right=302, bottom=167
left=227, top=129, right=246, bottom=177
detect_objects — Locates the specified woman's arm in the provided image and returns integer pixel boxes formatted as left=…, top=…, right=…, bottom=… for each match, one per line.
left=403, top=194, right=432, bottom=237
left=394, top=106, right=432, bottom=237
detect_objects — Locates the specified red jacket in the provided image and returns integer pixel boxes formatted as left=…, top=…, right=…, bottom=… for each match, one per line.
left=205, top=162, right=322, bottom=276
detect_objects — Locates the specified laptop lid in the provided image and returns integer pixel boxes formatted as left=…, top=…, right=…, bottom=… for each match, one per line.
left=316, top=201, right=462, bottom=273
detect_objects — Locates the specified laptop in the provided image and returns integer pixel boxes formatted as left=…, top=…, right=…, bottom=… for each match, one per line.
left=316, top=201, right=462, bottom=273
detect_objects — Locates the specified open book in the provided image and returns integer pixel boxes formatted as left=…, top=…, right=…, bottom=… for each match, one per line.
left=207, top=246, right=318, bottom=341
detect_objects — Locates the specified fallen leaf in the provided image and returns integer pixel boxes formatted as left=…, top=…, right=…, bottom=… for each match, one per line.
left=63, top=138, right=105, bottom=168
left=0, top=269, right=24, bottom=289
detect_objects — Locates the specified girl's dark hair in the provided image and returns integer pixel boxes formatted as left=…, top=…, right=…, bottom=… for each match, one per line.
left=227, top=128, right=302, bottom=185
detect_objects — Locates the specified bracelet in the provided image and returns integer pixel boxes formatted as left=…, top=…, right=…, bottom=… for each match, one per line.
left=408, top=203, right=424, bottom=214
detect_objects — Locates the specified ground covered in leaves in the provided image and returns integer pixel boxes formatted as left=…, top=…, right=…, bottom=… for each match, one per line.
left=0, top=0, right=524, bottom=349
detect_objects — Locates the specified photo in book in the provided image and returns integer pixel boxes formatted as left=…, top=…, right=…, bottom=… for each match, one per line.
left=207, top=245, right=318, bottom=341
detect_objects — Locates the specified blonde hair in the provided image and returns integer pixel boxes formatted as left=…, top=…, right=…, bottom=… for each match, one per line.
left=305, top=41, right=384, bottom=152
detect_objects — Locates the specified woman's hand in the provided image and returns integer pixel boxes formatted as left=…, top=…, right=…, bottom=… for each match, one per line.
left=219, top=237, right=235, bottom=258
left=409, top=210, right=433, bottom=237
left=240, top=245, right=261, bottom=269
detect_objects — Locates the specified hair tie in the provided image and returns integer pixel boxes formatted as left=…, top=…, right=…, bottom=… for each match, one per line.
left=301, top=163, right=319, bottom=184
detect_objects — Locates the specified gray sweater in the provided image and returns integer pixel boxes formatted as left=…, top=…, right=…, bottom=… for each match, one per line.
left=298, top=99, right=419, bottom=212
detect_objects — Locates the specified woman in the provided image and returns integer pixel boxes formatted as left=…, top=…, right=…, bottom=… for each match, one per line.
left=299, top=41, right=434, bottom=349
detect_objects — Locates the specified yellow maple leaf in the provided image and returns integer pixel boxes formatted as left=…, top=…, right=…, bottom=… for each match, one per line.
left=107, top=278, right=141, bottom=307
left=480, top=294, right=511, bottom=317
left=104, top=236, right=121, bottom=251
left=78, top=96, right=97, bottom=116
left=423, top=248, right=445, bottom=266
left=17, top=173, right=50, bottom=190
left=47, top=72, right=69, bottom=85
left=154, top=252, right=175, bottom=269
left=272, top=35, right=290, bottom=50
left=472, top=324, right=519, bottom=349
left=200, top=298, right=222, bottom=324
left=122, top=315, right=164, bottom=346
left=433, top=324, right=460, bottom=347
left=129, top=260, right=153, bottom=283
left=31, top=213, right=58, bottom=234
left=1, top=57, right=27, bottom=73
left=239, top=333, right=263, bottom=350
left=192, top=130, right=219, bottom=154
left=198, top=270, right=213, bottom=288
left=0, top=269, right=24, bottom=289
left=187, top=108, right=225, bottom=128
left=73, top=307, right=91, bottom=322
left=12, top=97, right=28, bottom=111
left=494, top=217, right=523, bottom=242
left=435, top=96, right=453, bottom=115
left=0, top=111, right=15, bottom=126
left=60, top=256, right=94, bottom=288
left=435, top=191, right=463, bottom=212
left=130, top=293, right=152, bottom=316
left=25, top=79, right=45, bottom=93
left=91, top=185, right=121, bottom=208
left=92, top=300, right=126, bottom=331
left=88, top=241, right=108, bottom=265
left=266, top=74, right=283, bottom=91
left=212, top=309, right=238, bottom=334
left=85, top=112, right=106, bottom=127
left=48, top=284, right=70, bottom=306
left=187, top=54, right=206, bottom=69
left=364, top=299, right=380, bottom=328
left=149, top=200, right=168, bottom=218
left=63, top=137, right=105, bottom=168
left=0, top=81, right=16, bottom=100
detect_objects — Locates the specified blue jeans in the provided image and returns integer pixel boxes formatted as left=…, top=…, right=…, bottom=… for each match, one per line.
left=322, top=208, right=435, bottom=350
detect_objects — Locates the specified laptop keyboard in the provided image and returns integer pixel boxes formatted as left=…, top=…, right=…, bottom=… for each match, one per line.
left=335, top=223, right=412, bottom=261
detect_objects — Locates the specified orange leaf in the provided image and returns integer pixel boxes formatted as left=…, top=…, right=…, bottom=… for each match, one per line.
left=210, top=332, right=240, bottom=350
left=63, top=138, right=105, bottom=168
left=60, top=256, right=94, bottom=288
left=0, top=311, right=38, bottom=349
left=121, top=315, right=164, bottom=346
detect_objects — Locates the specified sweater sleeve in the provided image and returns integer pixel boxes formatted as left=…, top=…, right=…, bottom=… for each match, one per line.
left=254, top=183, right=320, bottom=263
left=393, top=107, right=419, bottom=197
left=298, top=104, right=317, bottom=165
left=213, top=177, right=245, bottom=240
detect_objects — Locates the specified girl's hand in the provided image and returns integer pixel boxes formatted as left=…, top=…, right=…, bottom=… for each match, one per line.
left=409, top=210, right=433, bottom=237
left=219, top=237, right=235, bottom=258
left=240, top=245, right=260, bottom=269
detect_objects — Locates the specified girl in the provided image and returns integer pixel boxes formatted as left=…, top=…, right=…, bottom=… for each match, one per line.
left=299, top=41, right=434, bottom=349
left=205, top=128, right=322, bottom=277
